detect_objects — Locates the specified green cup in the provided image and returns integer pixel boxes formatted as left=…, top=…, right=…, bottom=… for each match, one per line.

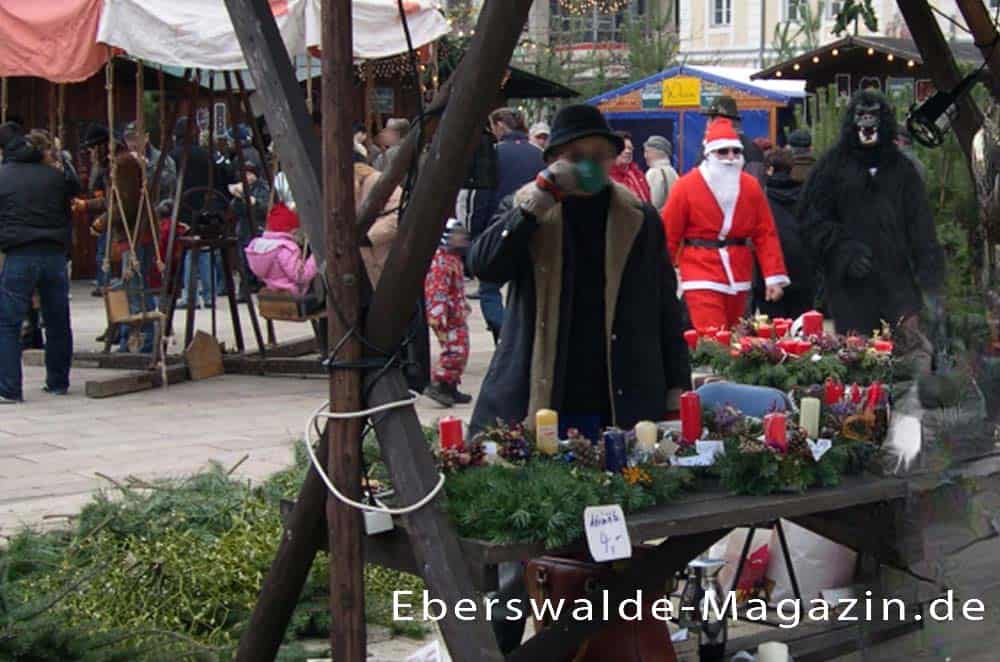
left=575, top=159, right=608, bottom=194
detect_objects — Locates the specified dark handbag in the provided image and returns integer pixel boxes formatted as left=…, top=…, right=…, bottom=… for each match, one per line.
left=525, top=556, right=678, bottom=662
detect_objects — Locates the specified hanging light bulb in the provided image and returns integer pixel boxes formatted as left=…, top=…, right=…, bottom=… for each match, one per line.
left=887, top=53, right=894, bottom=62
left=907, top=59, right=916, bottom=68
left=906, top=71, right=980, bottom=148
left=867, top=47, right=875, bottom=55
left=775, top=70, right=783, bottom=78
left=793, top=63, right=801, bottom=71
left=832, top=48, right=839, bottom=56
left=812, top=56, right=820, bottom=63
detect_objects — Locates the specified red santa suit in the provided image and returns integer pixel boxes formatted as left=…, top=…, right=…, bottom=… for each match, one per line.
left=661, top=118, right=789, bottom=331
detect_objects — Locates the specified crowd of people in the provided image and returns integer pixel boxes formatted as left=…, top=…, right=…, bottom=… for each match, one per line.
left=0, top=89, right=941, bottom=412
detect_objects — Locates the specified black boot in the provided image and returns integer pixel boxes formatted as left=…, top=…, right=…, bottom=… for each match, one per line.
left=423, top=381, right=455, bottom=408
left=445, top=382, right=473, bottom=405
left=489, top=325, right=500, bottom=345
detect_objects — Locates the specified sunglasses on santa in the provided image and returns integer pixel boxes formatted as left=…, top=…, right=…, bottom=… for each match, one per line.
left=714, top=147, right=743, bottom=156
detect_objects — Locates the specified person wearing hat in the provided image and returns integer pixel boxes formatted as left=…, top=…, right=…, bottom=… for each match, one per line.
left=229, top=161, right=271, bottom=299
left=528, top=121, right=550, bottom=151
left=467, top=103, right=691, bottom=435
left=123, top=121, right=176, bottom=200
left=643, top=134, right=678, bottom=210
left=662, top=117, right=789, bottom=331
left=787, top=128, right=816, bottom=184
left=700, top=95, right=767, bottom=187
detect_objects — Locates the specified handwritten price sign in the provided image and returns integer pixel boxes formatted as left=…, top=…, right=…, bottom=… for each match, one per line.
left=584, top=505, right=632, bottom=562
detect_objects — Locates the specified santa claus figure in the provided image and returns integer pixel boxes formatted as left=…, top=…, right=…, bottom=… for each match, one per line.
left=661, top=118, right=789, bottom=331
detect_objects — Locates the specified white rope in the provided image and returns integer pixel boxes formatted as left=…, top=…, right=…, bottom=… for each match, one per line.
left=302, top=393, right=446, bottom=516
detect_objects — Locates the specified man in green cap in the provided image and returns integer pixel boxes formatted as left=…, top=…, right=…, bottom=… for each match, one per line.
left=700, top=95, right=766, bottom=187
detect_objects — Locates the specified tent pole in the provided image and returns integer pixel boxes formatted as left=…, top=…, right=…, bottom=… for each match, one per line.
left=1, top=77, right=7, bottom=124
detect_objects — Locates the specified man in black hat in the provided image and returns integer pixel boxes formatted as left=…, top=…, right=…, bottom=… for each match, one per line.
left=467, top=104, right=691, bottom=435
left=700, top=95, right=766, bottom=187
left=788, top=128, right=816, bottom=184
left=123, top=121, right=176, bottom=200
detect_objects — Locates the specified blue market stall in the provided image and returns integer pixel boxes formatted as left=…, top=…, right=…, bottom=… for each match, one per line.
left=587, top=65, right=806, bottom=173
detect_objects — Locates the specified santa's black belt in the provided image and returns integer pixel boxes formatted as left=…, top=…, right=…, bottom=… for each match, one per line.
left=684, top=238, right=749, bottom=248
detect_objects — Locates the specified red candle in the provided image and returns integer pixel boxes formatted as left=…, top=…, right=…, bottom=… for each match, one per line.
left=705, top=325, right=720, bottom=337
left=680, top=391, right=701, bottom=445
left=777, top=338, right=798, bottom=354
left=775, top=321, right=791, bottom=338
left=874, top=340, right=894, bottom=353
left=756, top=323, right=773, bottom=339
left=850, top=383, right=862, bottom=404
left=439, top=417, right=464, bottom=450
left=764, top=413, right=788, bottom=452
left=802, top=310, right=823, bottom=337
left=866, top=381, right=884, bottom=411
left=825, top=378, right=844, bottom=405
left=715, top=330, right=732, bottom=345
left=684, top=329, right=699, bottom=350
left=796, top=339, right=814, bottom=355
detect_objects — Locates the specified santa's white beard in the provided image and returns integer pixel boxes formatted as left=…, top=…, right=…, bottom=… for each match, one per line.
left=700, top=153, right=744, bottom=215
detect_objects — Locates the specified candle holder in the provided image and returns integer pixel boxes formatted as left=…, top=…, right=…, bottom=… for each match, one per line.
left=691, top=558, right=728, bottom=661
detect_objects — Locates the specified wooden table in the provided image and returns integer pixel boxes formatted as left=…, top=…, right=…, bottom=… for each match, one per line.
left=353, top=475, right=922, bottom=661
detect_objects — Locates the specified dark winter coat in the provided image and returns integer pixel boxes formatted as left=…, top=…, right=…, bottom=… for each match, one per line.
left=799, top=141, right=944, bottom=334
left=753, top=172, right=815, bottom=316
left=467, top=182, right=691, bottom=434
left=0, top=137, right=81, bottom=252
left=467, top=131, right=545, bottom=239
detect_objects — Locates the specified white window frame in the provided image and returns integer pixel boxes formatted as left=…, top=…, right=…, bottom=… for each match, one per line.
left=710, top=0, right=732, bottom=27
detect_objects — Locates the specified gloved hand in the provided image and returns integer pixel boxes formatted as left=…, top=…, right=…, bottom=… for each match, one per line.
left=847, top=251, right=873, bottom=280
left=517, top=160, right=579, bottom=217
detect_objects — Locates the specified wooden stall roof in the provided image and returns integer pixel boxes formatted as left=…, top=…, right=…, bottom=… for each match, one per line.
left=752, top=35, right=984, bottom=84
left=588, top=63, right=806, bottom=111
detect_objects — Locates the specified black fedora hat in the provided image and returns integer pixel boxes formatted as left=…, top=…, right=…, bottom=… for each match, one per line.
left=543, top=104, right=624, bottom=161
left=701, top=95, right=741, bottom=121
left=80, top=123, right=121, bottom=149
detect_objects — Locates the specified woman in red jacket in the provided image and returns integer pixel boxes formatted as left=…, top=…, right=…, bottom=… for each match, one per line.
left=661, top=118, right=789, bottom=331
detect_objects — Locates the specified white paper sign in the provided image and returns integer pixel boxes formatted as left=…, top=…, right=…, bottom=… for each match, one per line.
left=670, top=628, right=689, bottom=642
left=405, top=640, right=442, bottom=662
left=671, top=452, right=717, bottom=467
left=696, top=440, right=725, bottom=460
left=584, top=505, right=632, bottom=562
left=807, top=438, right=832, bottom=462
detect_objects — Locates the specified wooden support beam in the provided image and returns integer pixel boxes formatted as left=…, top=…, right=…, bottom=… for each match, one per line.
left=897, top=0, right=984, bottom=160
left=955, top=0, right=1000, bottom=100
left=222, top=355, right=326, bottom=375
left=355, top=79, right=453, bottom=234
left=365, top=0, right=534, bottom=352
left=224, top=0, right=326, bottom=271
left=257, top=336, right=318, bottom=358
left=84, top=364, right=189, bottom=399
left=321, top=1, right=367, bottom=660
left=236, top=434, right=330, bottom=661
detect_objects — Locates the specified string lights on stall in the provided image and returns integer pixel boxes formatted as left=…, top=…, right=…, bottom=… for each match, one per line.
left=556, top=0, right=631, bottom=15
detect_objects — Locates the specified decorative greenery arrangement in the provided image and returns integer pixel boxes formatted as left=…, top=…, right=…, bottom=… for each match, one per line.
left=0, top=448, right=428, bottom=661
left=691, top=327, right=894, bottom=391
left=704, top=404, right=881, bottom=496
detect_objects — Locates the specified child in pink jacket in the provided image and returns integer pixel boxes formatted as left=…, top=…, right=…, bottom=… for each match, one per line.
left=244, top=203, right=317, bottom=295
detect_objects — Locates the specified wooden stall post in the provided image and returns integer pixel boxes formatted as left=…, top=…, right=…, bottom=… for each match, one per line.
left=955, top=0, right=1000, bottom=100
left=321, top=0, right=366, bottom=660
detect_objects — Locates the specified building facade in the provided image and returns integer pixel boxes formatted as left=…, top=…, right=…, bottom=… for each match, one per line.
left=676, top=0, right=976, bottom=68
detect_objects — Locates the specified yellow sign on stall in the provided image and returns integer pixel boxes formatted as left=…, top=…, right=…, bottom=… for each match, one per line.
left=661, top=76, right=702, bottom=107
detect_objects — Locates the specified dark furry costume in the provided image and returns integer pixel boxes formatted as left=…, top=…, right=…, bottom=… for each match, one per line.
left=799, top=90, right=944, bottom=334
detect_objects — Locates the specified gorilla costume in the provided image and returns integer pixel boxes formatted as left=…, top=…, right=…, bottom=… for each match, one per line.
left=800, top=90, right=945, bottom=335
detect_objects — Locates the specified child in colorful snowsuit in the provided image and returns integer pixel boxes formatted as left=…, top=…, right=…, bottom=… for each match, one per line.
left=423, top=219, right=472, bottom=408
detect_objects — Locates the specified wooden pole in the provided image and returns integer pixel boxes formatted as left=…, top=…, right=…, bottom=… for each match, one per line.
left=897, top=0, right=983, bottom=160
left=136, top=60, right=145, bottom=142
left=1, top=77, right=7, bottom=124
left=225, top=0, right=326, bottom=271
left=955, top=0, right=1000, bottom=100
left=322, top=0, right=366, bottom=660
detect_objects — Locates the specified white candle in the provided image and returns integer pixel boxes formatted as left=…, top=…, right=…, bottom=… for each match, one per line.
left=800, top=397, right=821, bottom=439
left=757, top=641, right=789, bottom=662
left=634, top=420, right=658, bottom=452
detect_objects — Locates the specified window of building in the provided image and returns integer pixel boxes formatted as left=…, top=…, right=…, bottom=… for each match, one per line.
left=826, top=0, right=844, bottom=19
left=712, top=0, right=732, bottom=26
left=785, top=0, right=807, bottom=23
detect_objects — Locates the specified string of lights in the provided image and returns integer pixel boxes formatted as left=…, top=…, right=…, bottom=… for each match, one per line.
left=556, top=0, right=631, bottom=16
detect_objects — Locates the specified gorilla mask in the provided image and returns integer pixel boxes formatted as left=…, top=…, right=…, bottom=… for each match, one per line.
left=854, top=101, right=881, bottom=147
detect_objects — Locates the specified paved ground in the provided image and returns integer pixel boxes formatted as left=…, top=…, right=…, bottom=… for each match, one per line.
left=1, top=280, right=494, bottom=537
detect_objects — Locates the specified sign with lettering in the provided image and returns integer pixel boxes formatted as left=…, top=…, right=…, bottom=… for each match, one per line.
left=699, top=80, right=724, bottom=109
left=584, top=505, right=632, bottom=562
left=642, top=83, right=662, bottom=109
left=662, top=76, right=701, bottom=107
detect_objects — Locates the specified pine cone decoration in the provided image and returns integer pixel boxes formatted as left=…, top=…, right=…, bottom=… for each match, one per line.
left=468, top=440, right=486, bottom=467
left=567, top=437, right=604, bottom=469
left=738, top=434, right=768, bottom=454
left=787, top=427, right=812, bottom=460
left=499, top=436, right=532, bottom=464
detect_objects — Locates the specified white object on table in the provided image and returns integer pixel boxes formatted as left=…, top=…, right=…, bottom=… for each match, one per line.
left=584, top=505, right=632, bottom=562
left=757, top=641, right=790, bottom=662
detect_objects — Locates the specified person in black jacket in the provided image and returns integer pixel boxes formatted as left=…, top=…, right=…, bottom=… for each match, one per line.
left=752, top=148, right=815, bottom=320
left=0, top=133, right=81, bottom=402
left=466, top=104, right=691, bottom=435
left=457, top=108, right=545, bottom=343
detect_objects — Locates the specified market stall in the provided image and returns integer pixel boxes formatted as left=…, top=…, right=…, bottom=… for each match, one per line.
left=587, top=65, right=806, bottom=173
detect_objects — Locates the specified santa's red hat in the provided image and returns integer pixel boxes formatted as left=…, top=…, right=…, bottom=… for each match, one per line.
left=703, top=118, right=742, bottom=155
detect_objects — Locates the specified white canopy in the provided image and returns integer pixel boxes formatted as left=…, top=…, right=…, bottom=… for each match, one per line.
left=96, top=0, right=449, bottom=71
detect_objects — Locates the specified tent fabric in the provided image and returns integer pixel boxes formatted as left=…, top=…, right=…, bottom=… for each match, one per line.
left=0, top=0, right=110, bottom=82
left=97, top=0, right=449, bottom=71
